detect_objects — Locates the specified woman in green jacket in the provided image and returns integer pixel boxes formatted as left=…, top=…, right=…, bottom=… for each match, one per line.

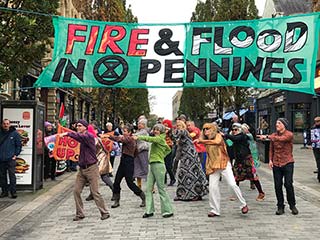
left=133, top=124, right=174, bottom=218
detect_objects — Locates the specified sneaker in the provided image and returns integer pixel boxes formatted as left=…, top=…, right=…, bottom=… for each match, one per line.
left=290, top=206, right=299, bottom=215
left=275, top=208, right=285, bottom=215
left=256, top=193, right=265, bottom=201
left=241, top=205, right=249, bottom=214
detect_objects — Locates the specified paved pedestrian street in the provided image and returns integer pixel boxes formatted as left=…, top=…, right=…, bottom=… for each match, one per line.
left=0, top=145, right=320, bottom=240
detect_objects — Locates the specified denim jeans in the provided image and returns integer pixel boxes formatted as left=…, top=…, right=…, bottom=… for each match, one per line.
left=272, top=162, right=296, bottom=209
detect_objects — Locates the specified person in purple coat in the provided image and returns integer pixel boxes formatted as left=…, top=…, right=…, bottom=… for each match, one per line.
left=60, top=119, right=109, bottom=221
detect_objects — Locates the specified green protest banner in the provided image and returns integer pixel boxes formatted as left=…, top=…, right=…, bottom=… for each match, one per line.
left=34, top=13, right=320, bottom=94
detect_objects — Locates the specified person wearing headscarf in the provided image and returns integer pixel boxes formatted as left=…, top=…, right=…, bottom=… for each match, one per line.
left=133, top=124, right=174, bottom=218
left=258, top=118, right=298, bottom=215
left=195, top=123, right=248, bottom=217
left=173, top=120, right=208, bottom=201
left=224, top=122, right=265, bottom=202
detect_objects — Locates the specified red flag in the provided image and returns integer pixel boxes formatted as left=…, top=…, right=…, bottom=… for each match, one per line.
left=59, top=103, right=65, bottom=119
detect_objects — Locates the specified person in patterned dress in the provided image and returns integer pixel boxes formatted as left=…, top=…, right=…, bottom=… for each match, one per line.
left=173, top=120, right=208, bottom=201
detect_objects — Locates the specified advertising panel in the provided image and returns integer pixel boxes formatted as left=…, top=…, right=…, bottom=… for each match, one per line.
left=3, top=108, right=34, bottom=185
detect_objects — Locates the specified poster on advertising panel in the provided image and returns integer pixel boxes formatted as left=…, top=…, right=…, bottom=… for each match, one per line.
left=3, top=108, right=34, bottom=185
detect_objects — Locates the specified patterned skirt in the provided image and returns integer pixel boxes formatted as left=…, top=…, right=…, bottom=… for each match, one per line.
left=233, top=155, right=259, bottom=182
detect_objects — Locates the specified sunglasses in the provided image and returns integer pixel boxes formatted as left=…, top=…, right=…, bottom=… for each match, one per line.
left=203, top=127, right=210, bottom=131
left=76, top=124, right=83, bottom=127
left=232, top=128, right=238, bottom=131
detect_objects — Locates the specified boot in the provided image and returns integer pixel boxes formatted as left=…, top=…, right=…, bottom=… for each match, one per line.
left=139, top=191, right=146, bottom=207
left=111, top=193, right=120, bottom=208
left=85, top=193, right=93, bottom=201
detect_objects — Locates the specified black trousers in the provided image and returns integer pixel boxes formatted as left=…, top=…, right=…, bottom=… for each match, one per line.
left=0, top=160, right=16, bottom=194
left=164, top=150, right=175, bottom=182
left=312, top=148, right=320, bottom=180
left=272, top=162, right=296, bottom=209
left=113, top=154, right=142, bottom=196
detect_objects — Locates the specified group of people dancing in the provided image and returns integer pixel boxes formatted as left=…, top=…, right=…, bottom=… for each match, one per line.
left=57, top=113, right=299, bottom=221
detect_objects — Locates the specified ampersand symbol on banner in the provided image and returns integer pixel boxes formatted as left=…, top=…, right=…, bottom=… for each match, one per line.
left=154, top=28, right=183, bottom=56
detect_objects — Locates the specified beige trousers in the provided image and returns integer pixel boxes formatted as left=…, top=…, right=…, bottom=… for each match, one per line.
left=74, top=164, right=108, bottom=217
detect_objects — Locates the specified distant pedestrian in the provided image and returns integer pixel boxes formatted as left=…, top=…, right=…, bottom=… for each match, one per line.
left=195, top=123, right=248, bottom=217
left=60, top=119, right=110, bottom=221
left=258, top=118, right=299, bottom=215
left=310, top=116, right=320, bottom=182
left=44, top=121, right=57, bottom=181
left=133, top=124, right=174, bottom=218
left=0, top=119, right=22, bottom=199
left=105, top=122, right=117, bottom=169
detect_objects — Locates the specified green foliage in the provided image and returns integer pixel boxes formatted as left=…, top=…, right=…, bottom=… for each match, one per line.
left=117, top=88, right=150, bottom=123
left=213, top=0, right=258, bottom=21
left=179, top=88, right=214, bottom=125
left=83, top=1, right=149, bottom=123
left=0, top=0, right=59, bottom=84
left=182, top=0, right=259, bottom=118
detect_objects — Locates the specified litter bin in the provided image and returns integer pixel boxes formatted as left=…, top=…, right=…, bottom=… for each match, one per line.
left=256, top=139, right=270, bottom=163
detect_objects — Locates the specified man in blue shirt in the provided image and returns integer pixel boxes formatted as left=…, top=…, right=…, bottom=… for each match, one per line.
left=0, top=119, right=22, bottom=199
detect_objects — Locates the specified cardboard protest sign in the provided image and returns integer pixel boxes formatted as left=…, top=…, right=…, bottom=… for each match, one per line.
left=53, top=124, right=80, bottom=161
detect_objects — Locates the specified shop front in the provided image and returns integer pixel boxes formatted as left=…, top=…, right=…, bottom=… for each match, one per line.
left=257, top=91, right=313, bottom=143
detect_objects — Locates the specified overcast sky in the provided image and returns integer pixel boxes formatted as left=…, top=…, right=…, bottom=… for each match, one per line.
left=126, top=0, right=266, bottom=120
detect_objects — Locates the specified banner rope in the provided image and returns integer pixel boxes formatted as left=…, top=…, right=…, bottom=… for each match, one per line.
left=0, top=6, right=56, bottom=17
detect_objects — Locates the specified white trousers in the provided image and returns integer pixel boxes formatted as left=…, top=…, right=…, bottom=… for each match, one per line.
left=209, top=161, right=247, bottom=215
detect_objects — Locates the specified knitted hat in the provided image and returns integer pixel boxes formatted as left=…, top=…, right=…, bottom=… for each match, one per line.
left=77, top=119, right=89, bottom=129
left=153, top=124, right=166, bottom=134
left=277, top=118, right=289, bottom=129
left=44, top=121, right=52, bottom=128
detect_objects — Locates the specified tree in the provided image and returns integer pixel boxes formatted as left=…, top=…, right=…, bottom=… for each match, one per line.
left=116, top=88, right=150, bottom=123
left=0, top=0, right=59, bottom=85
left=179, top=88, right=214, bottom=126
left=213, top=0, right=258, bottom=116
left=185, top=0, right=259, bottom=119
left=76, top=1, right=149, bottom=124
